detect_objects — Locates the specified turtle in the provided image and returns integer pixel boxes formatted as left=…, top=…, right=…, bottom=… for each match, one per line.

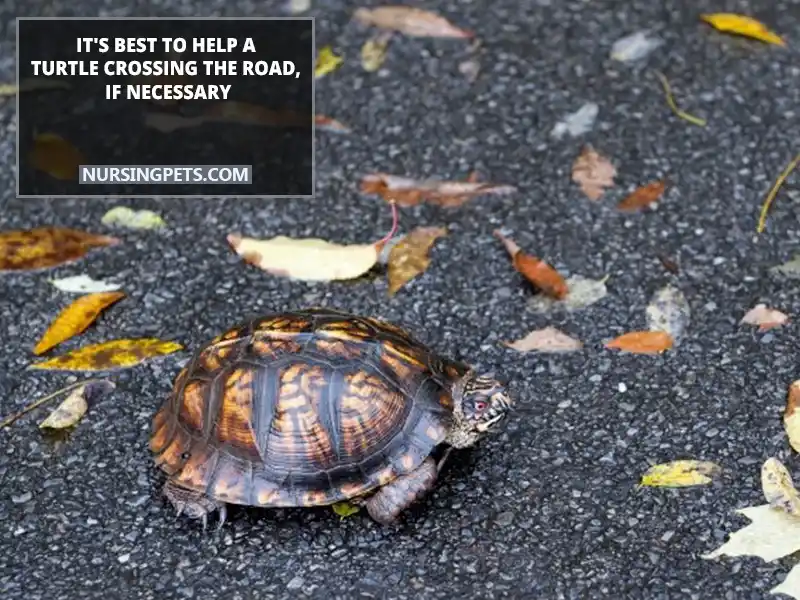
left=149, top=307, right=513, bottom=526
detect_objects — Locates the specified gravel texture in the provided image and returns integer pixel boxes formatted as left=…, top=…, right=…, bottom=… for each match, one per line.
left=2, top=0, right=800, bottom=598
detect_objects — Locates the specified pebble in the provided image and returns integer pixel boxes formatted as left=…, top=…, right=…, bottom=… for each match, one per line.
left=11, top=492, right=32, bottom=504
left=287, top=576, right=305, bottom=590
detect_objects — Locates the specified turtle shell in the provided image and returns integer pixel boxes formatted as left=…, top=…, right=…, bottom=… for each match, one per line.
left=149, top=308, right=470, bottom=508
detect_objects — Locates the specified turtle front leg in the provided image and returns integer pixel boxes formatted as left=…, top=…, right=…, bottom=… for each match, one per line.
left=163, top=479, right=227, bottom=530
left=366, top=457, right=438, bottom=525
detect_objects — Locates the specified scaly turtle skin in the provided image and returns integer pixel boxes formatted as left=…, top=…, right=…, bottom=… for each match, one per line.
left=149, top=307, right=513, bottom=526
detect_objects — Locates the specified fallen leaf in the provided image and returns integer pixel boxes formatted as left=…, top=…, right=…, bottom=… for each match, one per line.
left=0, top=379, right=114, bottom=430
left=33, top=291, right=125, bottom=355
left=762, top=457, right=800, bottom=517
left=770, top=256, right=800, bottom=279
left=361, top=172, right=515, bottom=207
left=703, top=504, right=800, bottom=600
left=30, top=133, right=86, bottom=181
left=646, top=284, right=690, bottom=345
left=527, top=274, right=609, bottom=313
left=0, top=78, right=71, bottom=96
left=353, top=6, right=473, bottom=38
left=387, top=226, right=447, bottom=295
left=101, top=206, right=166, bottom=230
left=618, top=180, right=667, bottom=212
left=657, top=254, right=680, bottom=275
left=39, top=386, right=88, bottom=429
left=286, top=0, right=310, bottom=14
left=655, top=72, right=706, bottom=127
left=361, top=31, right=392, bottom=72
left=228, top=234, right=379, bottom=281
left=610, top=30, right=663, bottom=62
left=49, top=274, right=122, bottom=294
left=315, top=114, right=351, bottom=133
left=0, top=227, right=119, bottom=272
left=758, top=152, right=800, bottom=234
left=740, top=303, right=789, bottom=331
left=29, top=338, right=182, bottom=371
left=504, top=327, right=583, bottom=353
left=639, top=460, right=720, bottom=487
left=332, top=501, right=360, bottom=519
left=315, top=46, right=344, bottom=78
left=551, top=102, right=599, bottom=139
left=784, top=380, right=800, bottom=453
left=494, top=230, right=568, bottom=300
left=605, top=331, right=673, bottom=354
left=572, top=145, right=617, bottom=201
left=701, top=13, right=785, bottom=46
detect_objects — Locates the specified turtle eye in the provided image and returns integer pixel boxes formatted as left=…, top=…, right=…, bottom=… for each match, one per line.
left=473, top=400, right=487, bottom=412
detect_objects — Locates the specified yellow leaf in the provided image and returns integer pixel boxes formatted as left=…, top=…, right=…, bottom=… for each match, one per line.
left=703, top=504, right=800, bottom=562
left=39, top=386, right=88, bottom=429
left=639, top=459, right=720, bottom=487
left=30, top=133, right=86, bottom=181
left=701, top=13, right=785, bottom=46
left=29, top=338, right=183, bottom=371
left=785, top=381, right=800, bottom=452
left=33, top=292, right=125, bottom=355
left=331, top=501, right=360, bottom=519
left=315, top=46, right=343, bottom=78
left=387, top=226, right=447, bottom=295
left=762, top=457, right=800, bottom=516
left=361, top=32, right=392, bottom=72
left=0, top=227, right=120, bottom=272
left=227, top=234, right=378, bottom=281
left=0, top=78, right=71, bottom=96
left=101, top=206, right=167, bottom=230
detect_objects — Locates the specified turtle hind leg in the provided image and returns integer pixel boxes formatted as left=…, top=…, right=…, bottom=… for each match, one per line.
left=365, top=457, right=438, bottom=525
left=163, top=479, right=227, bottom=530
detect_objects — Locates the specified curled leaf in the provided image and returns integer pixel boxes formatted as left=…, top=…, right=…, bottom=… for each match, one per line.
left=39, top=379, right=115, bottom=430
left=740, top=303, right=789, bottom=331
left=361, top=172, right=515, bottom=207
left=504, top=327, right=583, bottom=353
left=701, top=13, right=785, bottom=46
left=572, top=145, right=616, bottom=201
left=29, top=338, right=183, bottom=371
left=605, top=331, right=673, bottom=354
left=30, top=133, right=85, bottom=181
left=617, top=180, right=667, bottom=212
left=784, top=380, right=800, bottom=453
left=353, top=6, right=473, bottom=38
left=49, top=274, right=121, bottom=294
left=762, top=457, right=800, bottom=516
left=387, top=226, right=447, bottom=296
left=33, top=291, right=125, bottom=355
left=494, top=230, right=568, bottom=300
left=315, top=46, right=344, bottom=78
left=0, top=227, right=119, bottom=272
left=101, top=206, right=166, bottom=230
left=646, top=284, right=690, bottom=345
left=228, top=234, right=378, bottom=282
left=639, top=460, right=720, bottom=487
left=551, top=103, right=599, bottom=139
left=361, top=32, right=393, bottom=72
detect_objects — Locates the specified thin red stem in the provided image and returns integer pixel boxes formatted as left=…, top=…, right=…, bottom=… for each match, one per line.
left=377, top=200, right=399, bottom=246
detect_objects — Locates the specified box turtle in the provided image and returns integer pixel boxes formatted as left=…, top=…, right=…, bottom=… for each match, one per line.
left=149, top=307, right=513, bottom=526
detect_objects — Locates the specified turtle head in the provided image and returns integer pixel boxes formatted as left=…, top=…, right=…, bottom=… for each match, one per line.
left=447, top=371, right=513, bottom=448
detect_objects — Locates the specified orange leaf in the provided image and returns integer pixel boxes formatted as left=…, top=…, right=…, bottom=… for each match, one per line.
left=0, top=227, right=120, bottom=272
left=360, top=173, right=515, bottom=207
left=353, top=6, right=473, bottom=38
left=618, top=180, right=667, bottom=212
left=494, top=230, right=568, bottom=300
left=605, top=331, right=673, bottom=354
left=387, top=226, right=447, bottom=296
left=33, top=292, right=125, bottom=355
left=315, top=114, right=351, bottom=133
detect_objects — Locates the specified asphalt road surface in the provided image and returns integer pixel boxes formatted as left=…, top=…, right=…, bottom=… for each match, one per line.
left=2, top=0, right=800, bottom=598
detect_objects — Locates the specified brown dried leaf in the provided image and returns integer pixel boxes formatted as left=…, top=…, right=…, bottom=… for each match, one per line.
left=353, top=6, right=473, bottom=38
left=618, top=180, right=667, bottom=212
left=0, top=227, right=120, bottom=272
left=494, top=230, right=568, bottom=300
left=361, top=173, right=515, bottom=207
left=604, top=330, right=673, bottom=354
left=504, top=327, right=583, bottom=353
left=387, top=226, right=447, bottom=296
left=29, top=338, right=183, bottom=371
left=784, top=380, right=800, bottom=453
left=30, top=133, right=85, bottom=181
left=572, top=145, right=617, bottom=201
left=33, top=292, right=125, bottom=355
left=741, top=303, right=789, bottom=331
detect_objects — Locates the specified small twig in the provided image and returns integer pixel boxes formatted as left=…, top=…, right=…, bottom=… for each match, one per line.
left=0, top=379, right=107, bottom=430
left=757, top=152, right=800, bottom=234
left=377, top=199, right=399, bottom=247
left=654, top=71, right=707, bottom=128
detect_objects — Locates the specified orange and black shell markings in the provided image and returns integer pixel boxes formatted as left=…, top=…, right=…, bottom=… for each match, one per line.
left=150, top=308, right=471, bottom=507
